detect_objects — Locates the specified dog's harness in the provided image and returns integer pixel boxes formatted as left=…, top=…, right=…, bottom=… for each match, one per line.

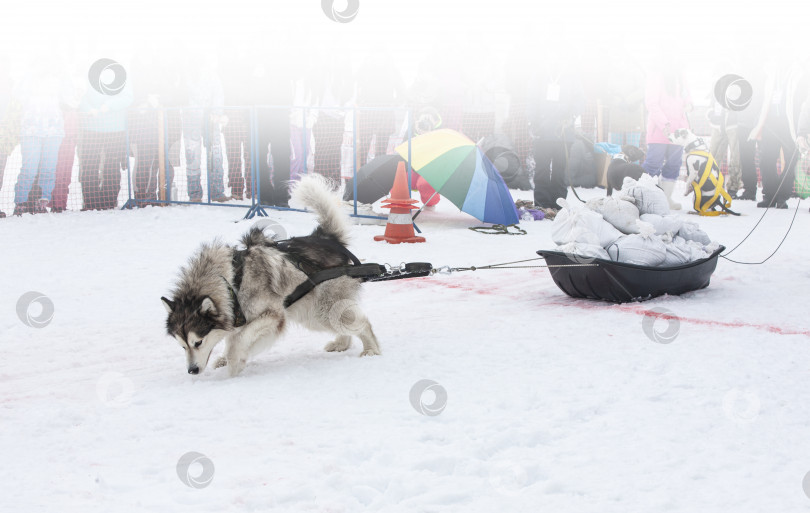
left=223, top=250, right=249, bottom=328
left=686, top=150, right=739, bottom=216
left=222, top=240, right=433, bottom=326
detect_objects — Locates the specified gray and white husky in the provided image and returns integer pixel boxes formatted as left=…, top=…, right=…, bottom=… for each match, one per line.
left=161, top=175, right=381, bottom=377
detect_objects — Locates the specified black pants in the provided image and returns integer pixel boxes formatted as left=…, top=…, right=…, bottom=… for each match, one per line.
left=312, top=114, right=344, bottom=187
left=257, top=108, right=291, bottom=206
left=357, top=110, right=394, bottom=167
left=737, top=123, right=759, bottom=194
left=78, top=130, right=126, bottom=210
left=759, top=114, right=797, bottom=204
left=223, top=108, right=252, bottom=198
left=130, top=110, right=160, bottom=201
left=533, top=139, right=568, bottom=208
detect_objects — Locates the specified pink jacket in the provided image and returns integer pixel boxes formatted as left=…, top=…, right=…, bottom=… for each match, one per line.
left=645, top=73, right=692, bottom=144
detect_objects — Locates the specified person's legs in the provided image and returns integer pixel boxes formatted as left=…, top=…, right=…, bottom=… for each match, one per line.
left=100, top=131, right=125, bottom=209
left=256, top=107, right=275, bottom=205
left=313, top=114, right=343, bottom=187
left=373, top=110, right=395, bottom=159
left=207, top=123, right=226, bottom=200
left=268, top=108, right=291, bottom=205
left=184, top=131, right=203, bottom=201
left=356, top=110, right=374, bottom=167
left=661, top=144, right=683, bottom=181
left=659, top=144, right=684, bottom=210
left=758, top=120, right=780, bottom=205
left=709, top=126, right=729, bottom=177
left=166, top=110, right=182, bottom=200
left=224, top=109, right=246, bottom=199
left=133, top=111, right=159, bottom=201
left=51, top=110, right=78, bottom=210
left=532, top=139, right=555, bottom=208
left=0, top=152, right=7, bottom=217
left=737, top=124, right=758, bottom=199
left=14, top=136, right=42, bottom=212
left=773, top=120, right=797, bottom=205
left=725, top=126, right=743, bottom=194
left=78, top=130, right=102, bottom=210
left=36, top=135, right=63, bottom=204
left=415, top=174, right=439, bottom=206
left=641, top=143, right=668, bottom=177
left=549, top=140, right=569, bottom=204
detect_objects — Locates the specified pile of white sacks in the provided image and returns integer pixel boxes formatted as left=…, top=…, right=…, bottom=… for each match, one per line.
left=552, top=175, right=720, bottom=266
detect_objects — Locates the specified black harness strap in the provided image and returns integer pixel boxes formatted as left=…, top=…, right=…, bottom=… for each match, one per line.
left=283, top=263, right=386, bottom=308
left=225, top=238, right=433, bottom=316
left=222, top=249, right=248, bottom=328
left=283, top=262, right=435, bottom=308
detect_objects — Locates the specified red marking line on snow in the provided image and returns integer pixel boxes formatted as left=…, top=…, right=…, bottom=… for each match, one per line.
left=588, top=301, right=810, bottom=337
left=399, top=276, right=810, bottom=338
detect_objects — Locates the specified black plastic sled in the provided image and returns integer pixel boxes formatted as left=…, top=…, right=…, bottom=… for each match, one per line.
left=536, top=245, right=725, bottom=303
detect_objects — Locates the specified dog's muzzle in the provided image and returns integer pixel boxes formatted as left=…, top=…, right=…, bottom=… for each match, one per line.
left=188, top=365, right=200, bottom=375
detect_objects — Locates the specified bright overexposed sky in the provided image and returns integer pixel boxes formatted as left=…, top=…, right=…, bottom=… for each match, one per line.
left=1, top=0, right=806, bottom=102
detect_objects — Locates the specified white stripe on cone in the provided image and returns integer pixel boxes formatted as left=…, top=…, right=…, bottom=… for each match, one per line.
left=387, top=213, right=414, bottom=225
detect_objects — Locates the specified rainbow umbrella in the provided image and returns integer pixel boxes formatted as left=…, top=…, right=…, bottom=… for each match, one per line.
left=395, top=129, right=519, bottom=225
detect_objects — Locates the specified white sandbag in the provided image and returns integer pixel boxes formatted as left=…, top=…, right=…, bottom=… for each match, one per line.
left=600, top=197, right=641, bottom=234
left=685, top=239, right=711, bottom=260
left=678, top=221, right=711, bottom=245
left=552, top=199, right=623, bottom=248
left=640, top=213, right=685, bottom=236
left=660, top=234, right=692, bottom=266
left=557, top=242, right=610, bottom=261
left=670, top=235, right=710, bottom=261
left=621, top=176, right=671, bottom=216
left=704, top=241, right=721, bottom=254
left=585, top=197, right=607, bottom=214
left=605, top=221, right=667, bottom=266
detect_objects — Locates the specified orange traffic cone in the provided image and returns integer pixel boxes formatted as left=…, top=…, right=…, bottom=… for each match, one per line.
left=374, top=162, right=426, bottom=244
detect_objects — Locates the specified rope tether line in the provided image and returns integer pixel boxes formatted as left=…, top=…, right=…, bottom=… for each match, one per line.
left=433, top=257, right=598, bottom=275
left=719, top=141, right=803, bottom=265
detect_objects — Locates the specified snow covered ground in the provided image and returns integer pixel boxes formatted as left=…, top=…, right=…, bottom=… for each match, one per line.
left=2, top=186, right=810, bottom=512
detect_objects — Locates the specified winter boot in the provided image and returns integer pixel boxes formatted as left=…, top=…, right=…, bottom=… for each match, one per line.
left=659, top=177, right=682, bottom=210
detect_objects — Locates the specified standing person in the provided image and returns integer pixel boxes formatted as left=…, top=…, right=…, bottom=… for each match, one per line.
left=606, top=58, right=646, bottom=150
left=0, top=58, right=19, bottom=218
left=182, top=56, right=229, bottom=203
left=311, top=55, right=353, bottom=188
left=248, top=39, right=294, bottom=207
left=527, top=50, right=584, bottom=210
left=49, top=53, right=85, bottom=213
left=734, top=63, right=766, bottom=201
left=12, top=59, right=67, bottom=215
left=220, top=45, right=253, bottom=201
left=796, top=85, right=810, bottom=211
left=640, top=55, right=692, bottom=210
left=707, top=94, right=742, bottom=198
left=747, top=59, right=807, bottom=209
left=77, top=65, right=133, bottom=210
left=355, top=49, right=404, bottom=167
left=128, top=47, right=177, bottom=203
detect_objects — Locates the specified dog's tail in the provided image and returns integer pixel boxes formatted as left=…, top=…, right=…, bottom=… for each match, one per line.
left=290, top=174, right=350, bottom=244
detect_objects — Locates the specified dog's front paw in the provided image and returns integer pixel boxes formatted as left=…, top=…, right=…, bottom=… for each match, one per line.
left=213, top=356, right=228, bottom=369
left=324, top=338, right=352, bottom=352
left=359, top=349, right=381, bottom=357
left=227, top=358, right=247, bottom=377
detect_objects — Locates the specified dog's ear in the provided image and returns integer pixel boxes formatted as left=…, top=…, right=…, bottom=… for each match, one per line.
left=200, top=297, right=216, bottom=315
left=161, top=297, right=175, bottom=314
